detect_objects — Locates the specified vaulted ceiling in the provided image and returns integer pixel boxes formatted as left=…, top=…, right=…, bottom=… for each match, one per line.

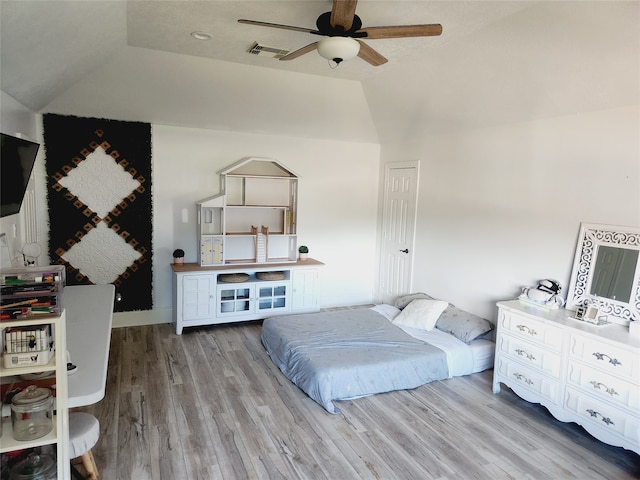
left=1, top=1, right=638, bottom=144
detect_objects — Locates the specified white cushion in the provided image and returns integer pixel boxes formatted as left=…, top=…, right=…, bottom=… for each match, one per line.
left=392, top=299, right=448, bottom=331
left=68, top=412, right=100, bottom=459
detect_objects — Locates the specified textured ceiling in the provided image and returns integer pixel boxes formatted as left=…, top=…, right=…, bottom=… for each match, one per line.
left=1, top=1, right=638, bottom=144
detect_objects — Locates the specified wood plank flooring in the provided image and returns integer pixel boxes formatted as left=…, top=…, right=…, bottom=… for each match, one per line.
left=74, top=320, right=640, bottom=479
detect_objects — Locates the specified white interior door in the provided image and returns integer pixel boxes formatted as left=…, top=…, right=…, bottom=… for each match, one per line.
left=378, top=161, right=419, bottom=305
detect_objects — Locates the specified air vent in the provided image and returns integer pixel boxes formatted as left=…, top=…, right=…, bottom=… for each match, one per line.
left=247, top=42, right=290, bottom=59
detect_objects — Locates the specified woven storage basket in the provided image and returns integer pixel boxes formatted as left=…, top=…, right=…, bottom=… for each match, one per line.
left=256, top=271, right=286, bottom=281
left=219, top=273, right=250, bottom=283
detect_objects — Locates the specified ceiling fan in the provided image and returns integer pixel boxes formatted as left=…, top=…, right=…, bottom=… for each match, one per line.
left=238, top=0, right=442, bottom=66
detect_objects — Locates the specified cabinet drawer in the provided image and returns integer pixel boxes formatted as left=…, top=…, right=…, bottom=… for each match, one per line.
left=496, top=355, right=560, bottom=403
left=497, top=333, right=562, bottom=379
left=569, top=333, right=639, bottom=382
left=565, top=386, right=640, bottom=446
left=499, top=310, right=563, bottom=352
left=567, top=361, right=639, bottom=412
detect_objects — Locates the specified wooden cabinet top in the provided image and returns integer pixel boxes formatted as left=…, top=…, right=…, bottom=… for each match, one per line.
left=172, top=258, right=324, bottom=273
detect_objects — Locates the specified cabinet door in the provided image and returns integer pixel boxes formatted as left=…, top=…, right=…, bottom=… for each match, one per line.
left=257, top=283, right=290, bottom=314
left=182, top=275, right=216, bottom=321
left=217, top=285, right=253, bottom=316
left=291, top=269, right=319, bottom=312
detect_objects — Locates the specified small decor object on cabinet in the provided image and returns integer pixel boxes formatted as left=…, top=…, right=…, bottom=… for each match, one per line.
left=298, top=245, right=309, bottom=260
left=172, top=249, right=185, bottom=265
left=519, top=279, right=564, bottom=309
left=583, top=305, right=608, bottom=325
left=218, top=273, right=250, bottom=283
left=256, top=271, right=286, bottom=281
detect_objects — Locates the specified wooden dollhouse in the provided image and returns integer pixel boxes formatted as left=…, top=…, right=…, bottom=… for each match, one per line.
left=197, top=157, right=298, bottom=266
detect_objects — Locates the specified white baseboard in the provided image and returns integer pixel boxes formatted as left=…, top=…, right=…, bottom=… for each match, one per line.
left=113, top=307, right=172, bottom=328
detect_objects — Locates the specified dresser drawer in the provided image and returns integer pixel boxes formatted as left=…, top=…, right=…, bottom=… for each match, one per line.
left=496, top=355, right=561, bottom=403
left=565, top=386, right=640, bottom=447
left=497, top=333, right=562, bottom=379
left=567, top=360, right=639, bottom=412
left=569, top=333, right=639, bottom=382
left=499, top=310, right=563, bottom=352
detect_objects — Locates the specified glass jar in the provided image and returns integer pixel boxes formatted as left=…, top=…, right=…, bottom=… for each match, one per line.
left=10, top=386, right=53, bottom=441
left=10, top=452, right=57, bottom=480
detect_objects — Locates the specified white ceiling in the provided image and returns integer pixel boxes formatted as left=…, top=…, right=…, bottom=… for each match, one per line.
left=1, top=1, right=638, bottom=144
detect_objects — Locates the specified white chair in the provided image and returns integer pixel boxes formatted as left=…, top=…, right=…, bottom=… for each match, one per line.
left=68, top=412, right=100, bottom=480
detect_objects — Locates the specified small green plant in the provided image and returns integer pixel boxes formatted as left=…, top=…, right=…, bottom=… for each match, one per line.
left=172, top=248, right=185, bottom=258
left=298, top=245, right=308, bottom=254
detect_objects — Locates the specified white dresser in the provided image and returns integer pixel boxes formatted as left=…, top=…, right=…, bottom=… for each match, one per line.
left=493, top=300, right=639, bottom=454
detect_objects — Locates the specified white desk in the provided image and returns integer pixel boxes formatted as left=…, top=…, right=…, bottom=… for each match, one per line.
left=64, top=285, right=114, bottom=408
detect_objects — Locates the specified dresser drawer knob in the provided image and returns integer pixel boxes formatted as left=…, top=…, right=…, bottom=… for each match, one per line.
left=516, top=325, right=537, bottom=336
left=592, top=352, right=622, bottom=367
left=589, top=381, right=619, bottom=397
left=586, top=409, right=615, bottom=426
left=515, top=348, right=536, bottom=361
left=513, top=372, right=534, bottom=385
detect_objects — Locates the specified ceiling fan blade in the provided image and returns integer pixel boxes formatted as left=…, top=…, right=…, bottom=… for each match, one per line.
left=238, top=19, right=319, bottom=35
left=279, top=43, right=319, bottom=61
left=356, top=40, right=388, bottom=66
left=330, top=0, right=358, bottom=31
left=357, top=24, right=443, bottom=39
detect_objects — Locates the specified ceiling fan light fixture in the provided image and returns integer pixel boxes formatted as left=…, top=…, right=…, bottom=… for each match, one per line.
left=317, top=37, right=360, bottom=64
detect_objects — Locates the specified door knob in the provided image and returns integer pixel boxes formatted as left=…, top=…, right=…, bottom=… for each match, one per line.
left=400, top=249, right=409, bottom=254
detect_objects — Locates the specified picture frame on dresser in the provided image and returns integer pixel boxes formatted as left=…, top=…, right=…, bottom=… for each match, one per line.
left=584, top=305, right=599, bottom=323
left=566, top=223, right=640, bottom=326
left=574, top=305, right=586, bottom=320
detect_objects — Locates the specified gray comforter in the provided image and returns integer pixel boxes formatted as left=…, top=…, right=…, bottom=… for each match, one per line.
left=262, top=308, right=448, bottom=414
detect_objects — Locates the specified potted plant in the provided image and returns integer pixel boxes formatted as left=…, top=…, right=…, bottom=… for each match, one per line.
left=298, top=245, right=309, bottom=261
left=172, top=248, right=185, bottom=264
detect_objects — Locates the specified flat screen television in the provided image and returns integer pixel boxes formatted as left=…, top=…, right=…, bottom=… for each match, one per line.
left=1, top=132, right=40, bottom=218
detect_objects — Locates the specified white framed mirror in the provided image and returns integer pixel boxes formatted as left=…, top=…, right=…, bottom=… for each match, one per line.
left=566, top=223, right=640, bottom=324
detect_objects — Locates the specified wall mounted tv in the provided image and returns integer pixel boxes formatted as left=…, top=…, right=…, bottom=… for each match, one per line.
left=1, top=132, right=40, bottom=218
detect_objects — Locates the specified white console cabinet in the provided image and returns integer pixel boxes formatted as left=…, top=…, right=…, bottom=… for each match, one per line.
left=172, top=259, right=323, bottom=334
left=493, top=300, right=639, bottom=454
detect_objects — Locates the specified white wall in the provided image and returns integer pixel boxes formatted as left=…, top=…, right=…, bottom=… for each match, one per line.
left=380, top=106, right=640, bottom=321
left=152, top=125, right=381, bottom=317
left=1, top=98, right=381, bottom=323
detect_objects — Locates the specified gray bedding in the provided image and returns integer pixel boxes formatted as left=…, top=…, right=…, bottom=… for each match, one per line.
left=262, top=308, right=448, bottom=414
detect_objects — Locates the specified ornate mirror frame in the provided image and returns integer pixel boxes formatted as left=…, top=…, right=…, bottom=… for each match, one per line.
left=566, top=223, right=640, bottom=324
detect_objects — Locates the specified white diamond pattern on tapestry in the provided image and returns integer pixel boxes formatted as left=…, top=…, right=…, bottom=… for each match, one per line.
left=58, top=146, right=141, bottom=218
left=61, top=222, right=142, bottom=284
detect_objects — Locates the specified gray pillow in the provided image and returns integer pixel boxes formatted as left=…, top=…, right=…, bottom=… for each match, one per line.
left=394, top=292, right=434, bottom=310
left=435, top=305, right=494, bottom=343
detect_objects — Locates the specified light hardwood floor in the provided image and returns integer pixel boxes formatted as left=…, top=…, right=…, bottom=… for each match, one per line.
left=74, top=319, right=639, bottom=479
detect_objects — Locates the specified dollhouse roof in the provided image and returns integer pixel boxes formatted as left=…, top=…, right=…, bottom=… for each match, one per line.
left=197, top=157, right=298, bottom=206
left=217, top=157, right=298, bottom=178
